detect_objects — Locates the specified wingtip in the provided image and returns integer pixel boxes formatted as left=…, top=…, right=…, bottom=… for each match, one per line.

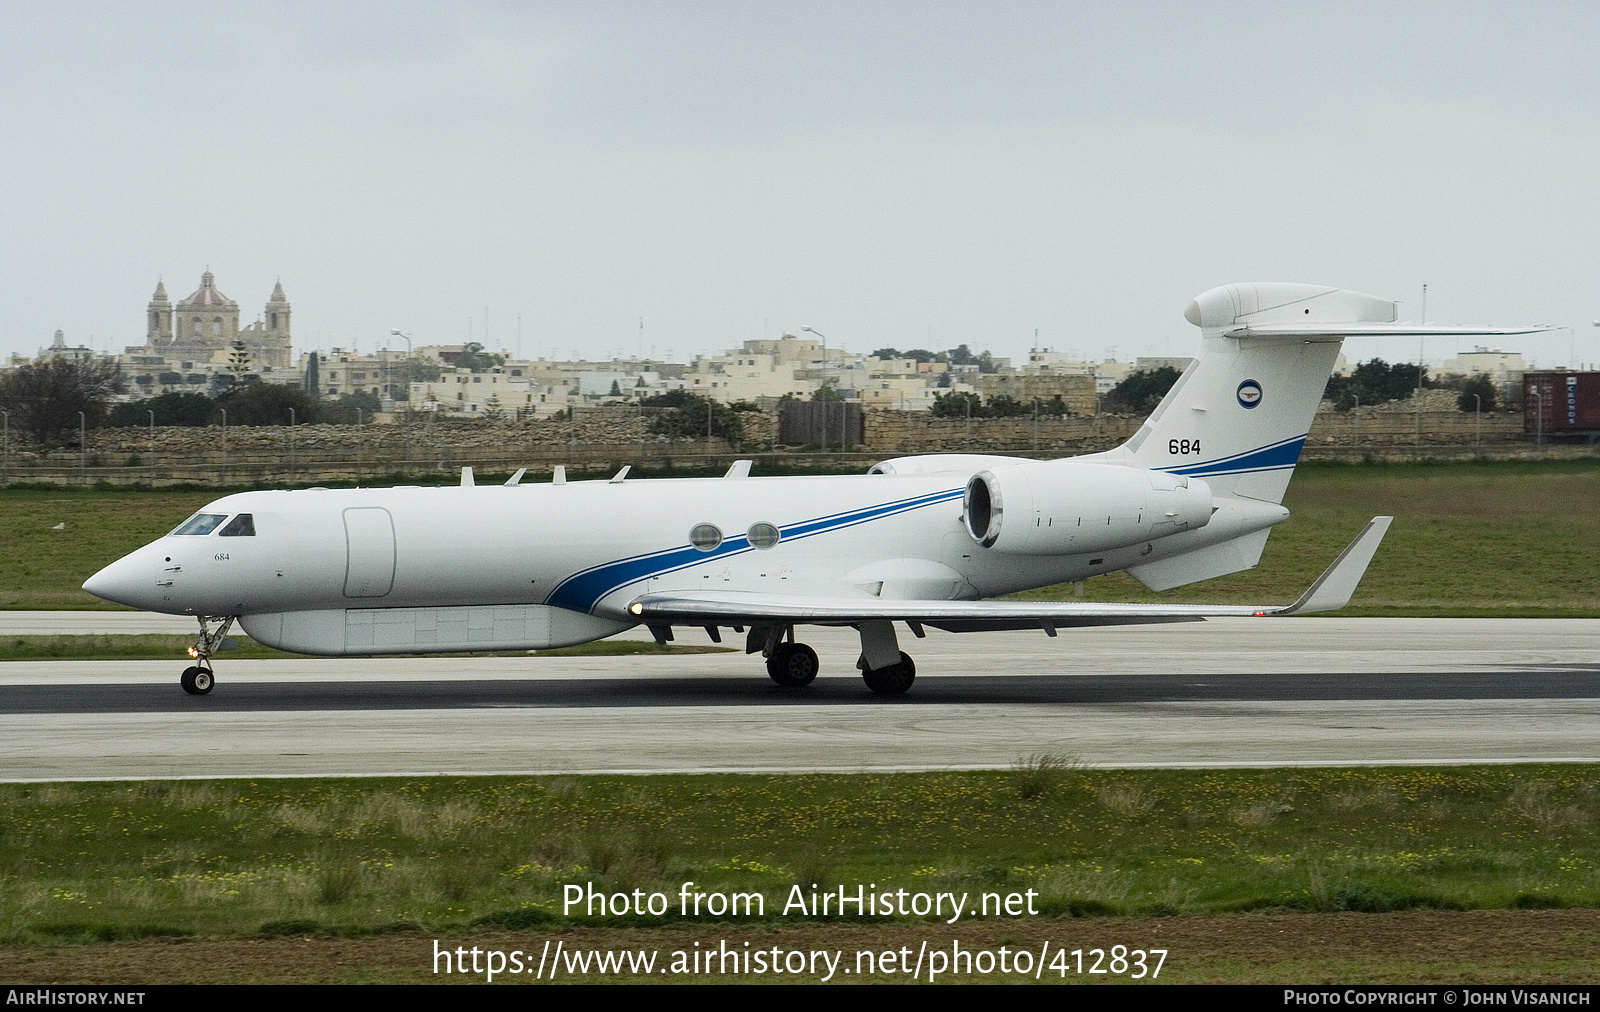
left=1278, top=516, right=1393, bottom=616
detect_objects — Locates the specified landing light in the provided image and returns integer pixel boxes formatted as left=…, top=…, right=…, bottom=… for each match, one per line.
left=1254, top=610, right=1266, bottom=617
left=187, top=646, right=199, bottom=657
left=630, top=603, right=643, bottom=615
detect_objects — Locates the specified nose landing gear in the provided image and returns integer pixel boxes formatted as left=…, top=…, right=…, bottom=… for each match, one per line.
left=181, top=615, right=236, bottom=695
left=180, top=665, right=214, bottom=695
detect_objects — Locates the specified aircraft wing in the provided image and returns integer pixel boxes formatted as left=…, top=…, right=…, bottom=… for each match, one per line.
left=628, top=516, right=1393, bottom=633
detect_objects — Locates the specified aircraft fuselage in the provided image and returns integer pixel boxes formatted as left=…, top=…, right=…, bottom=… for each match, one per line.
left=84, top=466, right=1246, bottom=656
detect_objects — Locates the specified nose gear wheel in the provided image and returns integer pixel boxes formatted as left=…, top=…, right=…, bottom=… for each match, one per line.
left=180, top=615, right=234, bottom=695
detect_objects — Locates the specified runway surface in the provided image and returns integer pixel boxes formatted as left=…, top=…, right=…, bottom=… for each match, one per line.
left=1, top=616, right=1598, bottom=780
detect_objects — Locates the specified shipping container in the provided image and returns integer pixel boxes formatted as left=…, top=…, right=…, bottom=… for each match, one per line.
left=1523, top=371, right=1600, bottom=442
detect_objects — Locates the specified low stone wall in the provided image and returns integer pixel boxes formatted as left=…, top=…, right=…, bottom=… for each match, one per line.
left=9, top=406, right=771, bottom=466
left=973, top=373, right=1098, bottom=414
left=864, top=410, right=1141, bottom=455
left=1, top=397, right=1587, bottom=487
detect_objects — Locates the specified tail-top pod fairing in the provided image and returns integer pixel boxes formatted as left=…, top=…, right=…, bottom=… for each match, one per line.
left=83, top=283, right=1542, bottom=695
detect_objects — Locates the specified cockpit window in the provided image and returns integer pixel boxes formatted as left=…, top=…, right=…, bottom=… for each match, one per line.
left=171, top=513, right=228, bottom=536
left=218, top=514, right=256, bottom=537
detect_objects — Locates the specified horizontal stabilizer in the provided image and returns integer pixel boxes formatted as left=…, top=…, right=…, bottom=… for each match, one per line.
left=1223, top=323, right=1550, bottom=339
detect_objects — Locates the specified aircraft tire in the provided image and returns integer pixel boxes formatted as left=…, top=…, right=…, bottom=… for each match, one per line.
left=862, top=652, right=916, bottom=696
left=181, top=666, right=214, bottom=695
left=766, top=643, right=819, bottom=687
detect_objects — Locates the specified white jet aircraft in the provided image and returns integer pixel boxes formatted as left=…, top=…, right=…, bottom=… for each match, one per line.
left=83, top=283, right=1540, bottom=696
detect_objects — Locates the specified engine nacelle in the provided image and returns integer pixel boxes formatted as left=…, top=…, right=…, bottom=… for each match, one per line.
left=964, top=461, right=1212, bottom=555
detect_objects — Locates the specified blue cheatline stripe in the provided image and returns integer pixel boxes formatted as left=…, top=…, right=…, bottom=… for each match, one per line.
left=546, top=487, right=965, bottom=613
left=1160, top=434, right=1308, bottom=478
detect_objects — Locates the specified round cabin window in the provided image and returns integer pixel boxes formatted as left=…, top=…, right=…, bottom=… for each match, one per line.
left=689, top=523, right=723, bottom=551
left=747, top=522, right=781, bottom=549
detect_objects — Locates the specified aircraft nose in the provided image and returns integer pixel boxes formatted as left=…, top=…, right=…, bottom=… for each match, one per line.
left=83, top=552, right=150, bottom=608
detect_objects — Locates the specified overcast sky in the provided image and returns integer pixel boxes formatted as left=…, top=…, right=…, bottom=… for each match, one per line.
left=1, top=1, right=1596, bottom=369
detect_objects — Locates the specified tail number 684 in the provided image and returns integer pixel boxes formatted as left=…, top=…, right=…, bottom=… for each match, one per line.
left=1168, top=439, right=1201, bottom=455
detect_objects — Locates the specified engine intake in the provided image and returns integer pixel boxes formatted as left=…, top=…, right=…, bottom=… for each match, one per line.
left=964, top=462, right=1211, bottom=555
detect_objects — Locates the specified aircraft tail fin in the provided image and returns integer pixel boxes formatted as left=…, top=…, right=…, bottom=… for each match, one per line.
left=1092, top=283, right=1546, bottom=505
left=1094, top=283, right=1391, bottom=503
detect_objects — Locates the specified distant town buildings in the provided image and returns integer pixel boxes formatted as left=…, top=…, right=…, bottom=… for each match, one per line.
left=0, top=274, right=1559, bottom=423
left=38, top=329, right=96, bottom=362
left=1438, top=347, right=1526, bottom=387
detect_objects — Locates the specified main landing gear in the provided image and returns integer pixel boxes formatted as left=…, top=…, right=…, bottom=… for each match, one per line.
left=859, top=651, right=916, bottom=695
left=180, top=615, right=236, bottom=696
left=747, top=621, right=917, bottom=696
left=766, top=641, right=820, bottom=687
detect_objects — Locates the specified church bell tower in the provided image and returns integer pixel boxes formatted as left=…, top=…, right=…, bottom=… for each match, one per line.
left=147, top=279, right=173, bottom=346
left=263, top=280, right=291, bottom=368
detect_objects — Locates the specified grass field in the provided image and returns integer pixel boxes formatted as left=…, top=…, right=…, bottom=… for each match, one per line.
left=4, top=459, right=1597, bottom=983
left=2, top=764, right=1598, bottom=948
left=5, top=910, right=1598, bottom=983
left=3, top=458, right=1599, bottom=613
left=1014, top=458, right=1600, bottom=613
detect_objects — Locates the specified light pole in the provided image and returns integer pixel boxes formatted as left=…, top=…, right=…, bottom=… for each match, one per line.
left=288, top=406, right=296, bottom=481
left=2, top=409, right=8, bottom=480
left=390, top=329, right=413, bottom=407
left=1531, top=386, right=1543, bottom=446
left=802, top=326, right=829, bottom=453
left=219, top=407, right=227, bottom=453
left=79, top=410, right=86, bottom=482
left=148, top=410, right=156, bottom=470
left=1416, top=284, right=1427, bottom=450
left=1473, top=393, right=1482, bottom=446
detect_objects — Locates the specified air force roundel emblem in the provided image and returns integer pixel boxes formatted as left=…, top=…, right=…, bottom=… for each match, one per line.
left=1237, top=379, right=1263, bottom=409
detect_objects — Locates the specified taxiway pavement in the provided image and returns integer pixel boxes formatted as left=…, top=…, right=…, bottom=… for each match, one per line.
left=1, top=616, right=1596, bottom=780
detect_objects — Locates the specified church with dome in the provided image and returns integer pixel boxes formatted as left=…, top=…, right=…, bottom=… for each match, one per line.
left=142, top=271, right=292, bottom=370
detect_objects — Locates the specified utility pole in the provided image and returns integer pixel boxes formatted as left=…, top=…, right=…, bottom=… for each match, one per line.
left=801, top=326, right=830, bottom=453
left=1416, top=283, right=1427, bottom=451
